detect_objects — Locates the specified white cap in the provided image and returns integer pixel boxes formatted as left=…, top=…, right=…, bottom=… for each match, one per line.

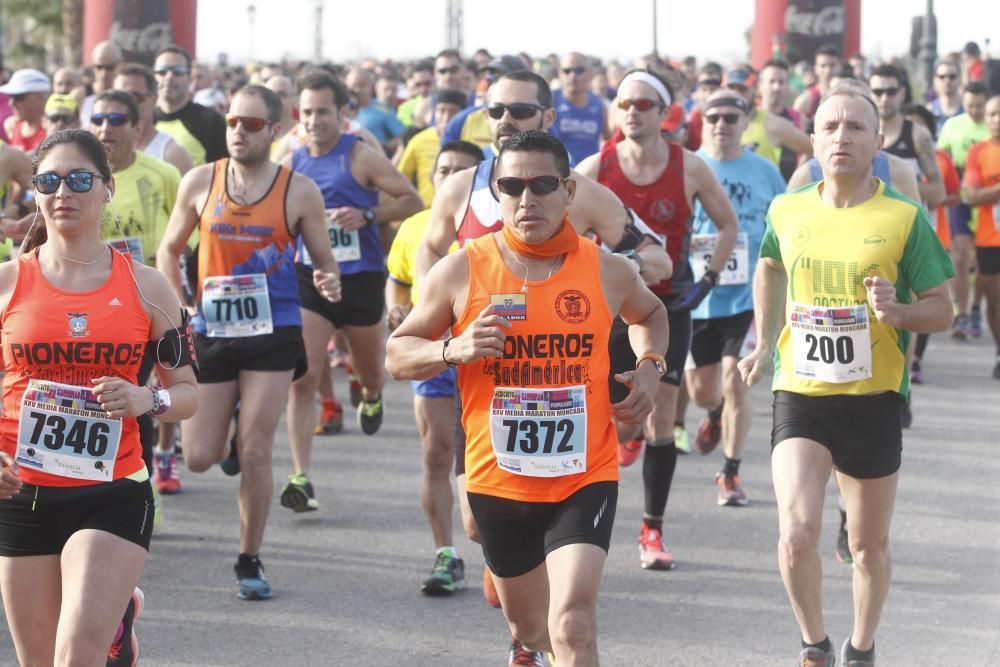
left=193, top=87, right=227, bottom=109
left=0, top=69, right=52, bottom=96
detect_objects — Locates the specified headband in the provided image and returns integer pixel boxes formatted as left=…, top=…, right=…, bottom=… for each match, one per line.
left=703, top=94, right=750, bottom=115
left=619, top=71, right=672, bottom=107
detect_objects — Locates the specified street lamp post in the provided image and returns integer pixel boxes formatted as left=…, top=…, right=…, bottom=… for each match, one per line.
left=247, top=4, right=256, bottom=64
left=918, top=0, right=937, bottom=94
left=652, top=0, right=658, bottom=55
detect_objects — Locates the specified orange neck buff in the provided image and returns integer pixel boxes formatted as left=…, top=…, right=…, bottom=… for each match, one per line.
left=502, top=215, right=579, bottom=259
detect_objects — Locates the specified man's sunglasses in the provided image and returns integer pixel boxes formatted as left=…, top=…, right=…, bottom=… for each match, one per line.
left=562, top=66, right=586, bottom=76
left=91, top=112, right=130, bottom=127
left=936, top=73, right=957, bottom=80
left=225, top=115, right=271, bottom=132
left=496, top=175, right=568, bottom=197
left=486, top=103, right=546, bottom=120
left=154, top=65, right=190, bottom=76
left=94, top=63, right=118, bottom=71
left=871, top=87, right=899, bottom=98
left=47, top=114, right=77, bottom=125
left=33, top=170, right=105, bottom=195
left=437, top=66, right=460, bottom=75
left=704, top=112, right=741, bottom=125
left=617, top=98, right=661, bottom=112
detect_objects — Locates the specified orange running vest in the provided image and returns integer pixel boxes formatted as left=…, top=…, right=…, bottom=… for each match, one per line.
left=454, top=234, right=617, bottom=503
left=1, top=249, right=150, bottom=486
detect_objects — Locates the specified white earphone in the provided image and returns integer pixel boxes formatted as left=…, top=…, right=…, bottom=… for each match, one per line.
left=106, top=188, right=112, bottom=202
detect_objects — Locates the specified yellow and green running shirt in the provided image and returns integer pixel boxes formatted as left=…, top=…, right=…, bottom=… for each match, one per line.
left=759, top=179, right=954, bottom=398
left=101, top=152, right=181, bottom=266
left=154, top=101, right=228, bottom=167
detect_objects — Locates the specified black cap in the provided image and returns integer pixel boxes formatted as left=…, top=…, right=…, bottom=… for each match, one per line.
left=479, top=55, right=526, bottom=75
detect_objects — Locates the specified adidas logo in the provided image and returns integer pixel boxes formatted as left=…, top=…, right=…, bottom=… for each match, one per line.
left=108, top=297, right=122, bottom=306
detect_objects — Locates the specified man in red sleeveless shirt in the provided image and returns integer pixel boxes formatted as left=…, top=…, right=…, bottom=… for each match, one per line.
left=388, top=130, right=668, bottom=666
left=0, top=69, right=51, bottom=154
left=578, top=69, right=738, bottom=572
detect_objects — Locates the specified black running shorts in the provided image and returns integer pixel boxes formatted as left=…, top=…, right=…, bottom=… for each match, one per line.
left=976, top=246, right=1000, bottom=275
left=608, top=295, right=691, bottom=400
left=0, top=478, right=154, bottom=556
left=467, top=481, right=618, bottom=578
left=771, top=390, right=903, bottom=479
left=297, top=264, right=385, bottom=328
left=194, top=326, right=306, bottom=384
left=690, top=310, right=754, bottom=368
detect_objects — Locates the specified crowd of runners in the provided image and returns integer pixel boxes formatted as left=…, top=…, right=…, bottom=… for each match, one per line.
left=0, top=35, right=996, bottom=666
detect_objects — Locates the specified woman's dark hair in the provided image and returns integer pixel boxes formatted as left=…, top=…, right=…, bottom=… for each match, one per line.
left=24, top=129, right=112, bottom=253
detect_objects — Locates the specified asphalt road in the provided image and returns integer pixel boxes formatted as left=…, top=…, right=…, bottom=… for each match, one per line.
left=1, top=331, right=998, bottom=666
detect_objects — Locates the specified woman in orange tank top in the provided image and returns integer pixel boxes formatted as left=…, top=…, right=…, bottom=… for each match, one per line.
left=0, top=130, right=197, bottom=666
left=387, top=131, right=669, bottom=664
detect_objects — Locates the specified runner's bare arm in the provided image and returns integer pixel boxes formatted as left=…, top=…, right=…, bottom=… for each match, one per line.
left=914, top=124, right=945, bottom=206
left=291, top=173, right=341, bottom=302
left=601, top=253, right=668, bottom=424
left=156, top=164, right=213, bottom=304
left=415, top=167, right=473, bottom=283
left=964, top=174, right=1000, bottom=206
left=786, top=161, right=815, bottom=190
left=354, top=142, right=425, bottom=224
left=792, top=90, right=813, bottom=118
left=164, top=138, right=195, bottom=175
left=385, top=276, right=412, bottom=331
left=887, top=154, right=921, bottom=203
left=864, top=278, right=952, bottom=333
left=739, top=257, right=787, bottom=385
left=689, top=152, right=738, bottom=273
left=387, top=251, right=483, bottom=380
left=768, top=113, right=813, bottom=157
left=568, top=166, right=672, bottom=283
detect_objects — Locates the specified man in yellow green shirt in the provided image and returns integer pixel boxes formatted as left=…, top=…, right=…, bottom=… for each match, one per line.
left=395, top=89, right=468, bottom=207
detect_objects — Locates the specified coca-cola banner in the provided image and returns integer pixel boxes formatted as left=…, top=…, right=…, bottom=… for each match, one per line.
left=83, top=0, right=197, bottom=66
left=751, top=0, right=860, bottom=69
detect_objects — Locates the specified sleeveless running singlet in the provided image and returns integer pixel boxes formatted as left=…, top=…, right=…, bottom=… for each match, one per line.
left=742, top=110, right=782, bottom=166
left=143, top=131, right=172, bottom=161
left=807, top=152, right=891, bottom=183
left=884, top=119, right=922, bottom=178
left=551, top=90, right=604, bottom=166
left=1, top=248, right=149, bottom=486
left=194, top=160, right=300, bottom=337
left=291, top=134, right=382, bottom=274
left=9, top=119, right=45, bottom=153
left=597, top=140, right=692, bottom=296
left=457, top=157, right=504, bottom=247
left=455, top=234, right=616, bottom=502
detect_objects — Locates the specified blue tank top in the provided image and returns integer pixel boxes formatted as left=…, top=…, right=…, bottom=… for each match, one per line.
left=807, top=151, right=891, bottom=183
left=550, top=90, right=604, bottom=166
left=291, top=134, right=382, bottom=275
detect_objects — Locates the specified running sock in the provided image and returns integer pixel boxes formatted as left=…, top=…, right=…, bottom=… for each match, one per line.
left=642, top=516, right=663, bottom=532
left=642, top=439, right=677, bottom=517
left=237, top=553, right=260, bottom=568
left=722, top=457, right=741, bottom=477
left=843, top=639, right=875, bottom=662
left=801, top=636, right=832, bottom=653
left=708, top=400, right=725, bottom=420
left=436, top=546, right=457, bottom=558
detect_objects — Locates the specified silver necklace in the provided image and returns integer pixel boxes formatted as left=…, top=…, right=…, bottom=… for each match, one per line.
left=508, top=247, right=561, bottom=293
left=48, top=243, right=109, bottom=265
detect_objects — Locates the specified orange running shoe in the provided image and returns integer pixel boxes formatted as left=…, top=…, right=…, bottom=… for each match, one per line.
left=617, top=439, right=643, bottom=467
left=314, top=398, right=344, bottom=435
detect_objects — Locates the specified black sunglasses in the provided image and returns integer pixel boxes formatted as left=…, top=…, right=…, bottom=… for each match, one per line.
left=870, top=87, right=899, bottom=98
left=154, top=65, right=190, bottom=76
left=936, top=73, right=957, bottom=80
left=46, top=114, right=77, bottom=125
left=496, top=175, right=567, bottom=197
left=91, top=112, right=130, bottom=127
left=437, top=66, right=460, bottom=75
left=487, top=103, right=546, bottom=120
left=704, top=112, right=741, bottom=125
left=562, top=66, right=586, bottom=76
left=33, top=170, right=105, bottom=195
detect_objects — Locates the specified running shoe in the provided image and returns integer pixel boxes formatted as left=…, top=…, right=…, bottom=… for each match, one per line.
left=970, top=310, right=982, bottom=338
left=909, top=360, right=923, bottom=385
left=841, top=638, right=875, bottom=666
left=483, top=566, right=501, bottom=608
left=507, top=640, right=545, bottom=666
left=151, top=484, right=163, bottom=530
left=951, top=314, right=969, bottom=340
left=799, top=645, right=836, bottom=666
left=674, top=424, right=691, bottom=454
left=349, top=377, right=364, bottom=408
left=280, top=473, right=319, bottom=512
left=358, top=395, right=384, bottom=435
left=220, top=434, right=240, bottom=476
left=715, top=472, right=748, bottom=507
left=107, top=587, right=144, bottom=667
left=617, top=439, right=643, bottom=467
left=638, top=523, right=674, bottom=570
left=695, top=410, right=722, bottom=455
left=314, top=398, right=344, bottom=435
left=836, top=525, right=853, bottom=565
left=421, top=551, right=466, bottom=596
left=154, top=451, right=181, bottom=495
left=235, top=556, right=272, bottom=601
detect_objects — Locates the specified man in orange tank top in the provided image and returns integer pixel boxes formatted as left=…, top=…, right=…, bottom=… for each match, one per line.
left=157, top=85, right=340, bottom=601
left=388, top=130, right=668, bottom=666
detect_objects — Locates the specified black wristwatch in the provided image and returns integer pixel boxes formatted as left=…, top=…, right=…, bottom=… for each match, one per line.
left=704, top=269, right=719, bottom=287
left=362, top=208, right=377, bottom=225
left=619, top=249, right=644, bottom=275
